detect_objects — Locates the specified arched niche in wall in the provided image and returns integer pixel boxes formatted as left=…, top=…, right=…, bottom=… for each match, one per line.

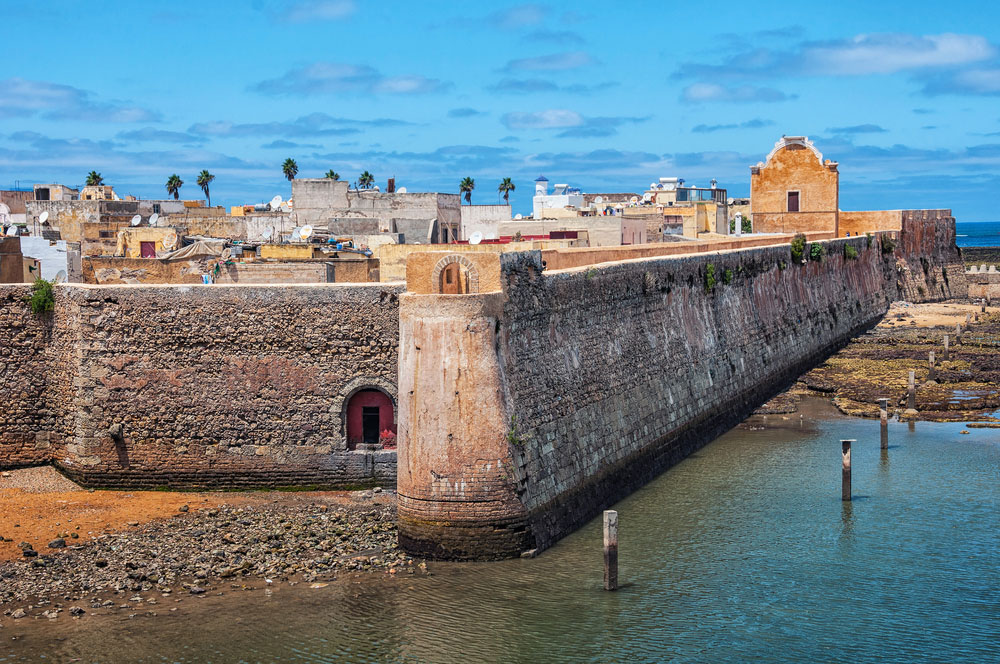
left=331, top=376, right=397, bottom=450
left=430, top=254, right=480, bottom=294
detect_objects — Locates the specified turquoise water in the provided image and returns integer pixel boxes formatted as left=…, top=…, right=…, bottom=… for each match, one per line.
left=956, top=221, right=1000, bottom=247
left=3, top=400, right=998, bottom=663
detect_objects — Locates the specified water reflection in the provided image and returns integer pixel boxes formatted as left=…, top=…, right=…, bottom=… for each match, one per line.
left=4, top=398, right=998, bottom=664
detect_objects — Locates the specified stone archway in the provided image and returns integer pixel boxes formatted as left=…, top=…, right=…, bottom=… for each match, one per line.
left=331, top=376, right=397, bottom=450
left=431, top=254, right=480, bottom=294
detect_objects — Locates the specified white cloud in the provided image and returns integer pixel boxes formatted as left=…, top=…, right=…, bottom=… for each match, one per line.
left=804, top=33, right=995, bottom=75
left=283, top=0, right=355, bottom=22
left=680, top=83, right=792, bottom=104
left=0, top=77, right=160, bottom=123
left=253, top=62, right=449, bottom=96
left=503, top=51, right=594, bottom=72
left=502, top=109, right=584, bottom=129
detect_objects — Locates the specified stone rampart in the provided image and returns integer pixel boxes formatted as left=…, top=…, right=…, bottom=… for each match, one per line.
left=397, top=223, right=963, bottom=559
left=0, top=283, right=401, bottom=489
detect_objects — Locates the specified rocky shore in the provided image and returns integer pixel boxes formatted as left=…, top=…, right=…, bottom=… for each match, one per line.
left=758, top=301, right=1000, bottom=422
left=0, top=490, right=421, bottom=624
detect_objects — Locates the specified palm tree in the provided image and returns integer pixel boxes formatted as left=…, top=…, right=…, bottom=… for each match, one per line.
left=325, top=170, right=340, bottom=180
left=498, top=177, right=515, bottom=204
left=196, top=170, right=215, bottom=206
left=460, top=176, right=475, bottom=204
left=282, top=158, right=298, bottom=182
left=165, top=174, right=183, bottom=200
left=358, top=171, right=374, bottom=189
left=85, top=171, right=104, bottom=187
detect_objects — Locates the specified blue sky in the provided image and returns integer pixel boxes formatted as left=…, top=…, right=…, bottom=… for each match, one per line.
left=3, top=0, right=1000, bottom=219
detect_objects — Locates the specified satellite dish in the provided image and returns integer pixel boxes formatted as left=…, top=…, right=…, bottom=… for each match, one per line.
left=372, top=186, right=380, bottom=192
left=299, top=225, right=313, bottom=240
left=0, top=203, right=10, bottom=215
left=39, top=211, right=49, bottom=224
left=630, top=196, right=639, bottom=203
left=130, top=214, right=142, bottom=226
left=149, top=213, right=159, bottom=227
left=162, top=231, right=177, bottom=251
left=397, top=187, right=407, bottom=194
left=54, top=270, right=67, bottom=283
left=642, top=193, right=652, bottom=202
left=261, top=228, right=273, bottom=241
left=6, top=226, right=17, bottom=237
left=270, top=195, right=282, bottom=209
left=469, top=231, right=483, bottom=245
left=594, top=196, right=603, bottom=205
left=514, top=214, right=522, bottom=220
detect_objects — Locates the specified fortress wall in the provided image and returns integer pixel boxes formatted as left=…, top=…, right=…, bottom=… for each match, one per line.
left=0, top=283, right=402, bottom=489
left=397, top=229, right=952, bottom=559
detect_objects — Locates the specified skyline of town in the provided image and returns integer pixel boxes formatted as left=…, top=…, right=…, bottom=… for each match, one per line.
left=4, top=1, right=1000, bottom=218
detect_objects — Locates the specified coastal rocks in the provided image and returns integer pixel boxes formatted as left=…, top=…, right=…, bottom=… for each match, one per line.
left=0, top=496, right=413, bottom=616
left=47, top=538, right=66, bottom=549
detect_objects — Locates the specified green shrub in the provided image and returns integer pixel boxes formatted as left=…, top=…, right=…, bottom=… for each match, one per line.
left=729, top=216, right=752, bottom=234
left=844, top=244, right=859, bottom=260
left=809, top=243, right=825, bottom=262
left=778, top=260, right=788, bottom=270
left=722, top=268, right=733, bottom=285
left=506, top=415, right=526, bottom=448
left=28, top=278, right=56, bottom=315
left=881, top=235, right=896, bottom=254
left=790, top=233, right=807, bottom=264
left=705, top=263, right=717, bottom=292
left=865, top=232, right=874, bottom=249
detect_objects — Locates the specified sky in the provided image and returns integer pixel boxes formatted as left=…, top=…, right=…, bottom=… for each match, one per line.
left=3, top=0, right=1000, bottom=219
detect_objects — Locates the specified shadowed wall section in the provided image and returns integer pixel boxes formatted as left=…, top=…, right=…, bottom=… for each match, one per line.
left=397, top=225, right=965, bottom=560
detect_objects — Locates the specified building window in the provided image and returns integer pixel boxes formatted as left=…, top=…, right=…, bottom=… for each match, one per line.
left=787, top=191, right=800, bottom=213
left=140, top=241, right=156, bottom=258
left=98, top=230, right=115, bottom=239
left=36, top=188, right=50, bottom=201
left=153, top=203, right=161, bottom=214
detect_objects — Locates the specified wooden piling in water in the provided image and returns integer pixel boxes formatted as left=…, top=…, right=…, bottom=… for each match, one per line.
left=603, top=510, right=618, bottom=591
left=879, top=398, right=889, bottom=450
left=928, top=350, right=936, bottom=381
left=842, top=440, right=853, bottom=502
left=907, top=370, right=916, bottom=410
left=943, top=334, right=950, bottom=360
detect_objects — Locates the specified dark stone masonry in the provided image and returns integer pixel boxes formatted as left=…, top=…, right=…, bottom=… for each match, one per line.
left=1, top=283, right=401, bottom=489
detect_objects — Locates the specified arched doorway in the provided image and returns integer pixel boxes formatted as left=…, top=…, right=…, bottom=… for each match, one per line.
left=346, top=389, right=395, bottom=449
left=440, top=261, right=465, bottom=294
left=431, top=254, right=481, bottom=294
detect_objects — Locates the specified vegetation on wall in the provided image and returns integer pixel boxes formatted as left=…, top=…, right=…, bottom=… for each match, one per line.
left=705, top=263, right=717, bottom=292
left=809, top=243, right=825, bottom=262
left=28, top=277, right=56, bottom=315
left=844, top=244, right=859, bottom=260
left=790, top=233, right=807, bottom=264
left=722, top=268, right=734, bottom=285
left=881, top=235, right=897, bottom=254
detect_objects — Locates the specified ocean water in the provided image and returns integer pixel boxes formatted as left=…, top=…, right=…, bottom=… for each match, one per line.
left=955, top=221, right=1000, bottom=247
left=4, top=399, right=997, bottom=663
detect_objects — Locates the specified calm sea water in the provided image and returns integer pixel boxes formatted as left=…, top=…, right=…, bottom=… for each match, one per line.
left=3, top=400, right=998, bottom=663
left=956, top=221, right=1000, bottom=247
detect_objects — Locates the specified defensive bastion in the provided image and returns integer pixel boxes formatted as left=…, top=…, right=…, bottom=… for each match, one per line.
left=396, top=212, right=965, bottom=559
left=0, top=212, right=964, bottom=558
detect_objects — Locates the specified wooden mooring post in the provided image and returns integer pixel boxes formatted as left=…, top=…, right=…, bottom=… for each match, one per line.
left=907, top=370, right=917, bottom=410
left=879, top=398, right=889, bottom=450
left=842, top=440, right=854, bottom=501
left=928, top=350, right=936, bottom=381
left=956, top=322, right=963, bottom=344
left=943, top=334, right=950, bottom=361
left=603, top=510, right=618, bottom=591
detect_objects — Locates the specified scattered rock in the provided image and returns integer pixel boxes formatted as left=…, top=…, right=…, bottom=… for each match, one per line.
left=189, top=586, right=206, bottom=595
left=48, top=538, right=66, bottom=549
left=960, top=430, right=970, bottom=434
left=178, top=505, right=189, bottom=513
left=11, top=609, right=25, bottom=619
left=69, top=606, right=85, bottom=616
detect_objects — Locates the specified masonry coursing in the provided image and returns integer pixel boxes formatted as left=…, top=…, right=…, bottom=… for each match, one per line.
left=0, top=283, right=401, bottom=489
left=396, top=220, right=965, bottom=559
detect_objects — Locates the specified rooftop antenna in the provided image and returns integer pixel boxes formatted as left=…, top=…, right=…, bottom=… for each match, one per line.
left=469, top=231, right=483, bottom=245
left=149, top=212, right=160, bottom=226
left=130, top=214, right=142, bottom=226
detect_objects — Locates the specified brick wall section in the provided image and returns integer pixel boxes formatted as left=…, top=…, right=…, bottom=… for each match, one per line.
left=0, top=286, right=56, bottom=466
left=0, top=283, right=402, bottom=489
left=397, top=221, right=962, bottom=559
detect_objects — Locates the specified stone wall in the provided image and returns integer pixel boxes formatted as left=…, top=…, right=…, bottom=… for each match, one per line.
left=0, top=283, right=402, bottom=489
left=893, top=210, right=967, bottom=301
left=397, top=223, right=958, bottom=560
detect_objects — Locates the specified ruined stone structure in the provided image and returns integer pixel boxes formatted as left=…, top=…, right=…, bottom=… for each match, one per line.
left=1, top=283, right=401, bottom=488
left=396, top=216, right=966, bottom=560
